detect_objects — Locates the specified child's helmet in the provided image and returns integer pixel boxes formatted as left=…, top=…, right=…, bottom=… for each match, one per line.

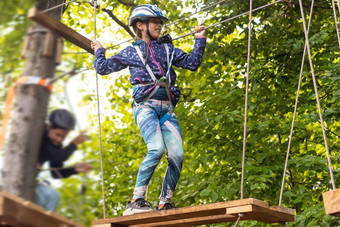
left=48, top=109, right=75, bottom=130
left=128, top=4, right=168, bottom=26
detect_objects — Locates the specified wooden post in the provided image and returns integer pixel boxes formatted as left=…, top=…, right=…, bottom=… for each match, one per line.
left=1, top=0, right=64, bottom=201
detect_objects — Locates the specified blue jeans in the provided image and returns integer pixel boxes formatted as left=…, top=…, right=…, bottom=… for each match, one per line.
left=133, top=99, right=184, bottom=203
left=35, top=183, right=60, bottom=211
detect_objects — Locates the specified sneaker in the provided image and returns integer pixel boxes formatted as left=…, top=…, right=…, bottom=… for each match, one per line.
left=122, top=198, right=152, bottom=216
left=156, top=203, right=174, bottom=210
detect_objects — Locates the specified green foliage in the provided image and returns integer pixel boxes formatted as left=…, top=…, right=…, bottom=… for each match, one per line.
left=1, top=0, right=340, bottom=226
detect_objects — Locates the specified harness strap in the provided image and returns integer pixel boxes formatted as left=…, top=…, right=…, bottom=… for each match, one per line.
left=133, top=44, right=174, bottom=105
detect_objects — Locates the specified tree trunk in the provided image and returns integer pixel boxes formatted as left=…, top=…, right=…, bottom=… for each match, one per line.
left=1, top=0, right=64, bottom=201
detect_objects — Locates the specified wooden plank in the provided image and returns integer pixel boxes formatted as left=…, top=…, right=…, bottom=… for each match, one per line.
left=55, top=38, right=64, bottom=64
left=92, top=198, right=295, bottom=227
left=93, top=224, right=113, bottom=227
left=323, top=188, right=340, bottom=217
left=270, top=206, right=295, bottom=215
left=226, top=204, right=254, bottom=215
left=21, top=27, right=33, bottom=59
left=28, top=7, right=94, bottom=55
left=129, top=214, right=238, bottom=227
left=43, top=32, right=56, bottom=57
left=0, top=191, right=85, bottom=227
left=93, top=198, right=267, bottom=226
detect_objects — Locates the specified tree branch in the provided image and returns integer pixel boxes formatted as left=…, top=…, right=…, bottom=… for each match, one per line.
left=102, top=8, right=135, bottom=38
left=117, top=0, right=136, bottom=7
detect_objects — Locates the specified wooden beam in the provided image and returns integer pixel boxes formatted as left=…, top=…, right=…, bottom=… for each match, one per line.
left=92, top=198, right=295, bottom=227
left=28, top=7, right=94, bottom=55
left=0, top=191, right=85, bottom=227
left=323, top=188, right=340, bottom=217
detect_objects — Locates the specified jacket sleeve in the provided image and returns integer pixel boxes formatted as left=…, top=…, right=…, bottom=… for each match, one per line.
left=93, top=47, right=130, bottom=75
left=50, top=163, right=77, bottom=179
left=172, top=37, right=207, bottom=71
left=49, top=143, right=78, bottom=179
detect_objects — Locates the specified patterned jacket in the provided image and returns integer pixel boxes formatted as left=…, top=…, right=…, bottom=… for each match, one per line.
left=93, top=37, right=206, bottom=106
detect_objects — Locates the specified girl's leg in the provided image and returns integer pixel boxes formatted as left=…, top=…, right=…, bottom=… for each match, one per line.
left=159, top=113, right=184, bottom=204
left=133, top=105, right=165, bottom=198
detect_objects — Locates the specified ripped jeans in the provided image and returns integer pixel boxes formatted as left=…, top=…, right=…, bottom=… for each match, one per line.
left=133, top=99, right=184, bottom=203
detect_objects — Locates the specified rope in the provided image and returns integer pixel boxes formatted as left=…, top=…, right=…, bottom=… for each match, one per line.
left=173, top=0, right=283, bottom=41
left=278, top=0, right=315, bottom=206
left=39, top=0, right=78, bottom=14
left=298, top=0, right=336, bottom=189
left=66, top=0, right=283, bottom=55
left=233, top=213, right=243, bottom=227
left=93, top=0, right=107, bottom=218
left=165, top=0, right=227, bottom=28
left=48, top=67, right=94, bottom=84
left=240, top=0, right=253, bottom=200
left=331, top=0, right=340, bottom=48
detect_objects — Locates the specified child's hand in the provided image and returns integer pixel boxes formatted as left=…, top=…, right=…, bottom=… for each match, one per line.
left=75, top=163, right=93, bottom=173
left=194, top=25, right=206, bottom=37
left=72, top=132, right=90, bottom=145
left=91, top=39, right=103, bottom=52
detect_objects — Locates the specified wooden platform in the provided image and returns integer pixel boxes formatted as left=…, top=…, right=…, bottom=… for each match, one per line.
left=323, top=188, right=340, bottom=217
left=92, top=198, right=295, bottom=227
left=0, top=191, right=85, bottom=227
left=28, top=7, right=94, bottom=55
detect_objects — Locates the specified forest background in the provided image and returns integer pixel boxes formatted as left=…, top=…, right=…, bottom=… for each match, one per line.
left=1, top=0, right=340, bottom=226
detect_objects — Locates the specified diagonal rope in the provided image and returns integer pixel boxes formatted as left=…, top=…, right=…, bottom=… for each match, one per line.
left=331, top=0, right=340, bottom=48
left=93, top=0, right=107, bottom=218
left=173, top=0, right=282, bottom=41
left=67, top=0, right=283, bottom=55
left=39, top=0, right=78, bottom=14
left=241, top=0, right=253, bottom=200
left=278, top=0, right=315, bottom=207
left=165, top=0, right=226, bottom=28
left=298, top=0, right=336, bottom=189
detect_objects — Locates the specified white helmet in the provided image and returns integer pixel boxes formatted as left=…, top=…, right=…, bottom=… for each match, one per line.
left=128, top=4, right=168, bottom=26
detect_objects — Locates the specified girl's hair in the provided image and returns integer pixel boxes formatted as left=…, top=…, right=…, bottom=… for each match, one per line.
left=132, top=21, right=143, bottom=41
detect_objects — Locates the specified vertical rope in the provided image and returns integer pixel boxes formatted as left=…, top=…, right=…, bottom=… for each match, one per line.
left=298, top=0, right=336, bottom=190
left=241, top=0, right=253, bottom=200
left=331, top=0, right=340, bottom=48
left=93, top=0, right=107, bottom=218
left=279, top=0, right=315, bottom=206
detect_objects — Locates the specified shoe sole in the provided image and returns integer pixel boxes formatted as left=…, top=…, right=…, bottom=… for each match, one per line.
left=123, top=208, right=153, bottom=216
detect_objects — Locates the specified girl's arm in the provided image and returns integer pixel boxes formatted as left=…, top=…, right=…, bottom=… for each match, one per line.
left=91, top=39, right=129, bottom=75
left=172, top=26, right=207, bottom=71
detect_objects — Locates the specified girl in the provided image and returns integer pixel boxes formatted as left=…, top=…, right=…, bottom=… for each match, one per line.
left=91, top=4, right=206, bottom=215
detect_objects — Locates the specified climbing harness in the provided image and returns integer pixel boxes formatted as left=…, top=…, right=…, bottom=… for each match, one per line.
left=132, top=42, right=175, bottom=106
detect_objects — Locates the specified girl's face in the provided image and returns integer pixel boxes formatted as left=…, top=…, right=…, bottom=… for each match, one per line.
left=137, top=18, right=163, bottom=41
left=148, top=18, right=163, bottom=39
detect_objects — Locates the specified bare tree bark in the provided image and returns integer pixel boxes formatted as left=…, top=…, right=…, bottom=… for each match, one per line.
left=1, top=0, right=64, bottom=201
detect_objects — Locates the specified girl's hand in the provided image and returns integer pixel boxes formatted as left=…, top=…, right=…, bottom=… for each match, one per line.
left=91, top=39, right=103, bottom=52
left=194, top=25, right=206, bottom=37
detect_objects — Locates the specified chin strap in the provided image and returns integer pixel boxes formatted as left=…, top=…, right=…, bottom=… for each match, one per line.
left=146, top=21, right=157, bottom=41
